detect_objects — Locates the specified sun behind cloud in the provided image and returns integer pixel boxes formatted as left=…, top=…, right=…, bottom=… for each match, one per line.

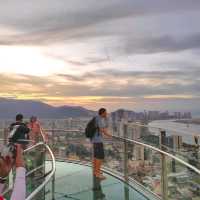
left=0, top=45, right=68, bottom=76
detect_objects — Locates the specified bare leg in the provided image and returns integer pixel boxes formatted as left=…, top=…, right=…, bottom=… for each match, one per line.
left=93, top=158, right=97, bottom=176
left=95, top=159, right=106, bottom=180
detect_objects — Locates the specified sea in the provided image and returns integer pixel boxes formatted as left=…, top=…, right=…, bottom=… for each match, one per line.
left=149, top=120, right=200, bottom=145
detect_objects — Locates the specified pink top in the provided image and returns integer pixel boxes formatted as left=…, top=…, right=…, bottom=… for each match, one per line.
left=0, top=167, right=26, bottom=200
left=29, top=122, right=41, bottom=134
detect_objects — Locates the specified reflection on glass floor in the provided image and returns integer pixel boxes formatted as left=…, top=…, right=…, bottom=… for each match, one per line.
left=45, top=162, right=151, bottom=200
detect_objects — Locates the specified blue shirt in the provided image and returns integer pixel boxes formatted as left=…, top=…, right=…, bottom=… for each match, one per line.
left=91, top=116, right=108, bottom=143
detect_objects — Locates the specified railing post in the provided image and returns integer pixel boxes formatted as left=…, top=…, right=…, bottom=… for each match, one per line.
left=43, top=137, right=46, bottom=200
left=161, top=154, right=168, bottom=200
left=160, top=130, right=168, bottom=200
left=123, top=124, right=128, bottom=182
left=123, top=124, right=129, bottom=200
left=52, top=174, right=55, bottom=200
left=160, top=130, right=166, bottom=150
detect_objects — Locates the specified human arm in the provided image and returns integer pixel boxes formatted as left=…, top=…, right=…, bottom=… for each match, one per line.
left=10, top=144, right=26, bottom=200
left=98, top=118, right=112, bottom=138
left=100, top=128, right=112, bottom=138
left=10, top=167, right=26, bottom=200
left=40, top=125, right=48, bottom=143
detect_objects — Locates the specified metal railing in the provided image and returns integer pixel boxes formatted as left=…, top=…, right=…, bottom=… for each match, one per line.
left=26, top=127, right=56, bottom=200
left=1, top=128, right=56, bottom=200
left=25, top=142, right=56, bottom=200
left=113, top=135, right=200, bottom=199
left=1, top=120, right=200, bottom=200
left=46, top=123, right=200, bottom=200
left=111, top=124, right=200, bottom=200
left=116, top=122, right=200, bottom=166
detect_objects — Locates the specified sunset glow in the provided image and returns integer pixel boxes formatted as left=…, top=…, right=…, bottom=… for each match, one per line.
left=0, top=46, right=67, bottom=76
left=0, top=0, right=200, bottom=112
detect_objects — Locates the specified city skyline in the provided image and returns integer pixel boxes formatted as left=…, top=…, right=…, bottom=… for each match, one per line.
left=0, top=0, right=200, bottom=112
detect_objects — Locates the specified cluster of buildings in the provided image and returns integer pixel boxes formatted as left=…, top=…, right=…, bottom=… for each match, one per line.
left=46, top=125, right=199, bottom=199
left=111, top=109, right=192, bottom=122
left=0, top=115, right=199, bottom=199
left=146, top=111, right=192, bottom=120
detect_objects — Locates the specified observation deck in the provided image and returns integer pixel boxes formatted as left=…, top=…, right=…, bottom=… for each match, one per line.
left=0, top=122, right=200, bottom=200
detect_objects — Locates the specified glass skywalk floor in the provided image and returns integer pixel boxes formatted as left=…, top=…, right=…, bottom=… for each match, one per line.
left=45, top=162, right=152, bottom=200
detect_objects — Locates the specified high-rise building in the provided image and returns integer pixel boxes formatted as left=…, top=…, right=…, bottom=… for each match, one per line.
left=172, top=135, right=183, bottom=149
left=148, top=111, right=160, bottom=120
left=134, top=146, right=145, bottom=161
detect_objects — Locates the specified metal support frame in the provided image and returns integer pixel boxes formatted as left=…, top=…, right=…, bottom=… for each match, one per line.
left=52, top=174, right=55, bottom=200
left=123, top=124, right=129, bottom=200
left=3, top=123, right=200, bottom=200
left=161, top=154, right=168, bottom=200
left=160, top=130, right=168, bottom=200
left=123, top=124, right=129, bottom=182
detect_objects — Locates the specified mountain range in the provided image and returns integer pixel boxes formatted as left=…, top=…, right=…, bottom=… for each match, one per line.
left=0, top=98, right=197, bottom=120
left=0, top=98, right=95, bottom=119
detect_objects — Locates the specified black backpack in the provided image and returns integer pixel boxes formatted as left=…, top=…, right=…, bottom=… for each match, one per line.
left=9, top=122, right=30, bottom=144
left=85, top=117, right=98, bottom=139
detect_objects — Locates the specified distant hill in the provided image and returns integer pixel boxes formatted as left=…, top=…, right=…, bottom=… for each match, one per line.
left=0, top=98, right=95, bottom=119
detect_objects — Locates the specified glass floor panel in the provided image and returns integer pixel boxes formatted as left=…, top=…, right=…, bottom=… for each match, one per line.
left=45, top=162, right=152, bottom=200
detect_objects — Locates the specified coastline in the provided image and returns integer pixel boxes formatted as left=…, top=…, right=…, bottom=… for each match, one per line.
left=174, top=119, right=200, bottom=125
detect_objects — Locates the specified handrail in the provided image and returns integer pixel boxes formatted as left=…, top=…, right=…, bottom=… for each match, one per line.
left=26, top=125, right=200, bottom=200
left=25, top=142, right=44, bottom=152
left=35, top=126, right=200, bottom=173
left=42, top=121, right=200, bottom=140
left=40, top=127, right=47, bottom=143
left=113, top=135, right=200, bottom=175
left=1, top=121, right=200, bottom=200
left=25, top=143, right=56, bottom=200
left=1, top=127, right=56, bottom=200
left=25, top=128, right=56, bottom=200
left=1, top=142, right=56, bottom=199
left=47, top=130, right=200, bottom=200
left=26, top=165, right=45, bottom=177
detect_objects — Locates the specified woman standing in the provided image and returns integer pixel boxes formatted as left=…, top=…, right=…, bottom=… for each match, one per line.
left=28, top=116, right=44, bottom=144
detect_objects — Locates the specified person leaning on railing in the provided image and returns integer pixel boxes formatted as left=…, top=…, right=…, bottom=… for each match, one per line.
left=0, top=144, right=26, bottom=200
left=91, top=108, right=112, bottom=180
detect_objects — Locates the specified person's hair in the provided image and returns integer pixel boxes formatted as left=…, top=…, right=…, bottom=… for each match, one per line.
left=30, top=116, right=37, bottom=122
left=98, top=108, right=107, bottom=115
left=16, top=114, right=23, bottom=121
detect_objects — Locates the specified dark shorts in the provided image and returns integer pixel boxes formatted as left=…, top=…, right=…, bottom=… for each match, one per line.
left=93, top=143, right=105, bottom=160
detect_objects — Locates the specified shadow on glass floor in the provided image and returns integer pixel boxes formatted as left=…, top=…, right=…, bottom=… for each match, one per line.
left=45, top=162, right=150, bottom=200
left=93, top=176, right=106, bottom=200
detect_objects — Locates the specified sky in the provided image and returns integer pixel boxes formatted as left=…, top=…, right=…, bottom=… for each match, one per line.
left=0, top=0, right=200, bottom=112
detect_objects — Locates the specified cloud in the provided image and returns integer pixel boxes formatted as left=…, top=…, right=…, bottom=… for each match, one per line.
left=0, top=0, right=200, bottom=46
left=124, top=34, right=200, bottom=55
left=0, top=67, right=200, bottom=111
left=1, top=65, right=200, bottom=98
left=0, top=1, right=200, bottom=111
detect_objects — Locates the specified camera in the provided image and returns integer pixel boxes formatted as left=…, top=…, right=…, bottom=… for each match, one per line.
left=0, top=143, right=17, bottom=160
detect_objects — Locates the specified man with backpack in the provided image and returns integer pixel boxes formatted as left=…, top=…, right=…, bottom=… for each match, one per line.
left=9, top=114, right=30, bottom=149
left=85, top=108, right=112, bottom=180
